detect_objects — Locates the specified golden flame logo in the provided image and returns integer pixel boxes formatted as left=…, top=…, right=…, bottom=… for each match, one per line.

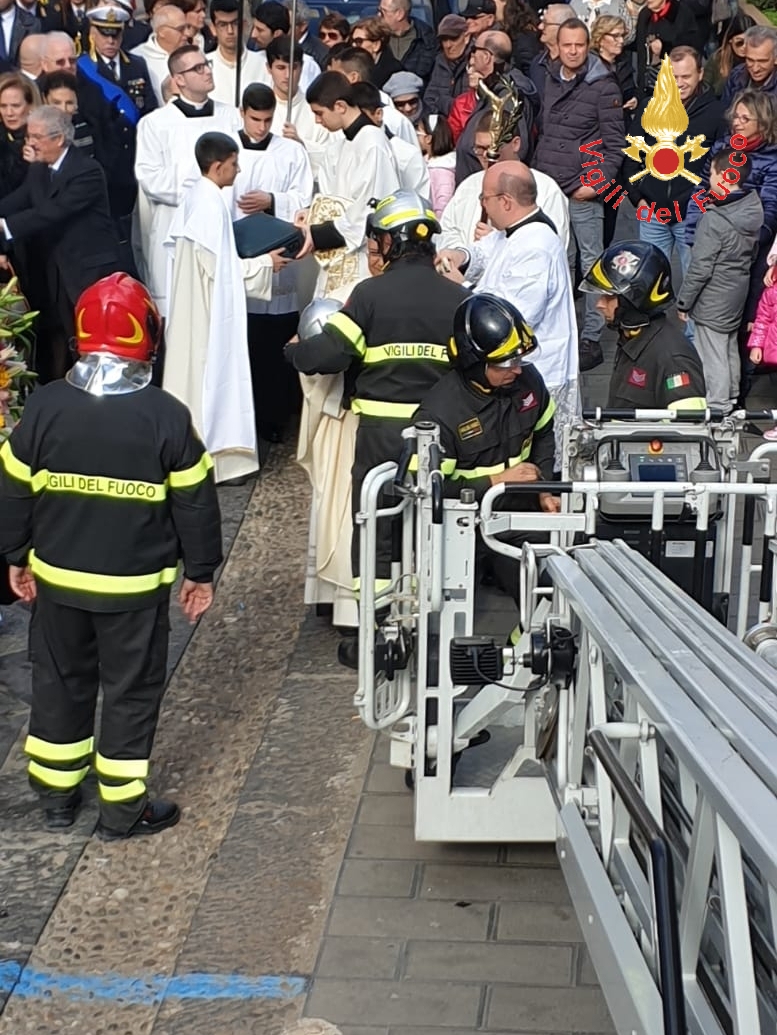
left=623, top=55, right=708, bottom=183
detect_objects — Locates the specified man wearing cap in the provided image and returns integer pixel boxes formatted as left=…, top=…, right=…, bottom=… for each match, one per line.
left=463, top=0, right=496, bottom=38
left=377, top=0, right=437, bottom=83
left=424, top=14, right=471, bottom=117
left=80, top=5, right=156, bottom=249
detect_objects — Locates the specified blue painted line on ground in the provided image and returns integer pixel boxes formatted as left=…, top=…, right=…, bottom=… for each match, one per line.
left=0, top=960, right=308, bottom=1004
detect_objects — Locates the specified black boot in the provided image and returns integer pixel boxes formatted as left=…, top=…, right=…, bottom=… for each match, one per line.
left=44, top=788, right=82, bottom=830
left=95, top=799, right=180, bottom=842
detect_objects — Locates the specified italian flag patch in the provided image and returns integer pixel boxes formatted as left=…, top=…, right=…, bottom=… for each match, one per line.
left=665, top=372, right=690, bottom=389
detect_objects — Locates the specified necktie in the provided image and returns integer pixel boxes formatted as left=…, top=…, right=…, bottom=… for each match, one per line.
left=113, top=59, right=119, bottom=80
left=0, top=26, right=7, bottom=62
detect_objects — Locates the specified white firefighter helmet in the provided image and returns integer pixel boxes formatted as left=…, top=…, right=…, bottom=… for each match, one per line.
left=298, top=297, right=343, bottom=340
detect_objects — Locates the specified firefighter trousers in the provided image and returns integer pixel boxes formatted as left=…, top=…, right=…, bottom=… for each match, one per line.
left=25, top=594, right=170, bottom=833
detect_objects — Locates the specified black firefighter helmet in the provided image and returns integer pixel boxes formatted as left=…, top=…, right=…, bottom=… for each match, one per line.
left=581, top=241, right=675, bottom=329
left=449, top=293, right=540, bottom=369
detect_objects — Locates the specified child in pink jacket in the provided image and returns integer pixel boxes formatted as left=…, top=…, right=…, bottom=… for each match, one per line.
left=748, top=282, right=777, bottom=439
left=415, top=114, right=456, bottom=218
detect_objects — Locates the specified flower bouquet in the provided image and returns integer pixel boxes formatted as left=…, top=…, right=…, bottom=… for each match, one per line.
left=0, top=275, right=38, bottom=443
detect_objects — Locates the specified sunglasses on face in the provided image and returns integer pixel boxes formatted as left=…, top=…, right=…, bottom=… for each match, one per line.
left=320, top=30, right=341, bottom=39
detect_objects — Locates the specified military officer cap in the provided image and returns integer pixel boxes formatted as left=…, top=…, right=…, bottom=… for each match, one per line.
left=87, top=5, right=130, bottom=33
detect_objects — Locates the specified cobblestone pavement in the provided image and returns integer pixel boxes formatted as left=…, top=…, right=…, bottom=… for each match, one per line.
left=0, top=317, right=775, bottom=1034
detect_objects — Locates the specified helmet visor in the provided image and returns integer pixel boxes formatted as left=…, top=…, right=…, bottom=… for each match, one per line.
left=484, top=322, right=540, bottom=365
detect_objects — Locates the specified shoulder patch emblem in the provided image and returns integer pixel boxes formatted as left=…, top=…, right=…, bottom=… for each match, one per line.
left=665, top=372, right=691, bottom=389
left=457, top=417, right=483, bottom=441
left=520, top=391, right=538, bottom=411
left=628, top=367, right=648, bottom=388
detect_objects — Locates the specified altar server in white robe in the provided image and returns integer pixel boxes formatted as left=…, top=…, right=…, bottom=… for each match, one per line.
left=208, top=0, right=266, bottom=106
left=165, top=132, right=291, bottom=485
left=328, top=46, right=419, bottom=149
left=437, top=162, right=579, bottom=471
left=227, top=83, right=313, bottom=443
left=266, top=35, right=331, bottom=181
left=351, top=82, right=430, bottom=198
left=438, top=112, right=570, bottom=253
left=134, top=44, right=240, bottom=315
left=293, top=71, right=400, bottom=626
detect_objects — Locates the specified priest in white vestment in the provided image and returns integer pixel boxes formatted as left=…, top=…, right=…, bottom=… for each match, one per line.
left=164, top=132, right=290, bottom=485
left=437, top=162, right=579, bottom=471
left=134, top=46, right=240, bottom=315
left=292, top=72, right=400, bottom=625
left=438, top=115, right=570, bottom=252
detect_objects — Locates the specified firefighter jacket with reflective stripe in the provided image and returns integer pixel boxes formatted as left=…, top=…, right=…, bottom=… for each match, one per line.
left=0, top=381, right=223, bottom=612
left=608, top=315, right=707, bottom=411
left=288, top=255, right=470, bottom=419
left=414, top=365, right=556, bottom=500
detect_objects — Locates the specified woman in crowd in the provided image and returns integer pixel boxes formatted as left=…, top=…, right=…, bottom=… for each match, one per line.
left=703, top=12, right=754, bottom=97
left=350, top=16, right=403, bottom=89
left=502, top=0, right=541, bottom=75
left=0, top=74, right=39, bottom=201
left=689, top=92, right=777, bottom=405
left=319, top=12, right=351, bottom=48
left=591, top=16, right=637, bottom=111
left=415, top=113, right=456, bottom=216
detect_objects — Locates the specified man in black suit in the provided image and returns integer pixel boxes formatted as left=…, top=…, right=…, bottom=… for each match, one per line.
left=0, top=105, right=122, bottom=382
left=289, top=1, right=328, bottom=69
left=0, top=0, right=40, bottom=65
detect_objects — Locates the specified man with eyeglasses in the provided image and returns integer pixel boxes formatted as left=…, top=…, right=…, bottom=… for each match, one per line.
left=454, top=29, right=538, bottom=184
left=134, top=43, right=240, bottom=316
left=0, top=104, right=122, bottom=381
left=377, top=0, right=436, bottom=84
left=722, top=25, right=777, bottom=106
left=131, top=4, right=196, bottom=104
left=208, top=0, right=264, bottom=105
left=528, top=4, right=574, bottom=97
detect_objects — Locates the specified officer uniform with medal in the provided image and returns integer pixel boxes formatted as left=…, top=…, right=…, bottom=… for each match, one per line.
left=582, top=241, right=707, bottom=411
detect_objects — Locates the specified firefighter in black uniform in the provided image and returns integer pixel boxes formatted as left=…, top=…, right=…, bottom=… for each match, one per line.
left=0, top=273, right=222, bottom=839
left=285, top=190, right=469, bottom=665
left=414, top=293, right=557, bottom=503
left=581, top=241, right=707, bottom=412
left=413, top=293, right=558, bottom=617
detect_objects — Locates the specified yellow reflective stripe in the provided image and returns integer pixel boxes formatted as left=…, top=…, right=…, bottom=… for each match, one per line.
left=98, top=778, right=146, bottom=802
left=534, top=398, right=555, bottom=432
left=36, top=471, right=167, bottom=501
left=29, top=760, right=89, bottom=789
left=450, top=453, right=529, bottom=480
left=0, top=440, right=32, bottom=483
left=487, top=325, right=520, bottom=361
left=327, top=311, right=366, bottom=356
left=25, top=734, right=94, bottom=762
left=167, top=452, right=214, bottom=489
left=377, top=207, right=426, bottom=227
left=509, top=624, right=522, bottom=645
left=351, top=399, right=418, bottom=419
left=668, top=397, right=707, bottom=412
left=362, top=343, right=449, bottom=365
left=29, top=550, right=179, bottom=596
left=352, top=577, right=392, bottom=594
left=95, top=753, right=149, bottom=780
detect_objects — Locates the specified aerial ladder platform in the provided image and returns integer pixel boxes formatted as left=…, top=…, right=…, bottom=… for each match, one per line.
left=354, top=410, right=777, bottom=1035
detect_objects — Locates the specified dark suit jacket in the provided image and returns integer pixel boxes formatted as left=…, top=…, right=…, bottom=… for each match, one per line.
left=8, top=7, right=40, bottom=64
left=299, top=31, right=328, bottom=70
left=1, top=147, right=122, bottom=305
left=96, top=50, right=158, bottom=116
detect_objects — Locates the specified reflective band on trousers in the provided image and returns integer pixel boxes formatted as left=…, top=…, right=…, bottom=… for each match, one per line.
left=29, top=550, right=179, bottom=596
left=95, top=753, right=149, bottom=780
left=351, top=399, right=419, bottom=419
left=28, top=760, right=90, bottom=790
left=361, top=343, right=449, bottom=365
left=98, top=778, right=146, bottom=802
left=24, top=734, right=94, bottom=762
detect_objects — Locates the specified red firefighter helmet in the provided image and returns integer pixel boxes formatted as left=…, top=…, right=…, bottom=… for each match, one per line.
left=75, top=273, right=162, bottom=362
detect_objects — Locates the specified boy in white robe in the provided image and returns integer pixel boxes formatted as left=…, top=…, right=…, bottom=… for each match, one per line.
left=351, top=82, right=431, bottom=199
left=266, top=35, right=331, bottom=181
left=438, top=113, right=570, bottom=252
left=227, top=83, right=314, bottom=443
left=208, top=0, right=266, bottom=107
left=164, top=132, right=291, bottom=485
left=134, top=44, right=240, bottom=316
